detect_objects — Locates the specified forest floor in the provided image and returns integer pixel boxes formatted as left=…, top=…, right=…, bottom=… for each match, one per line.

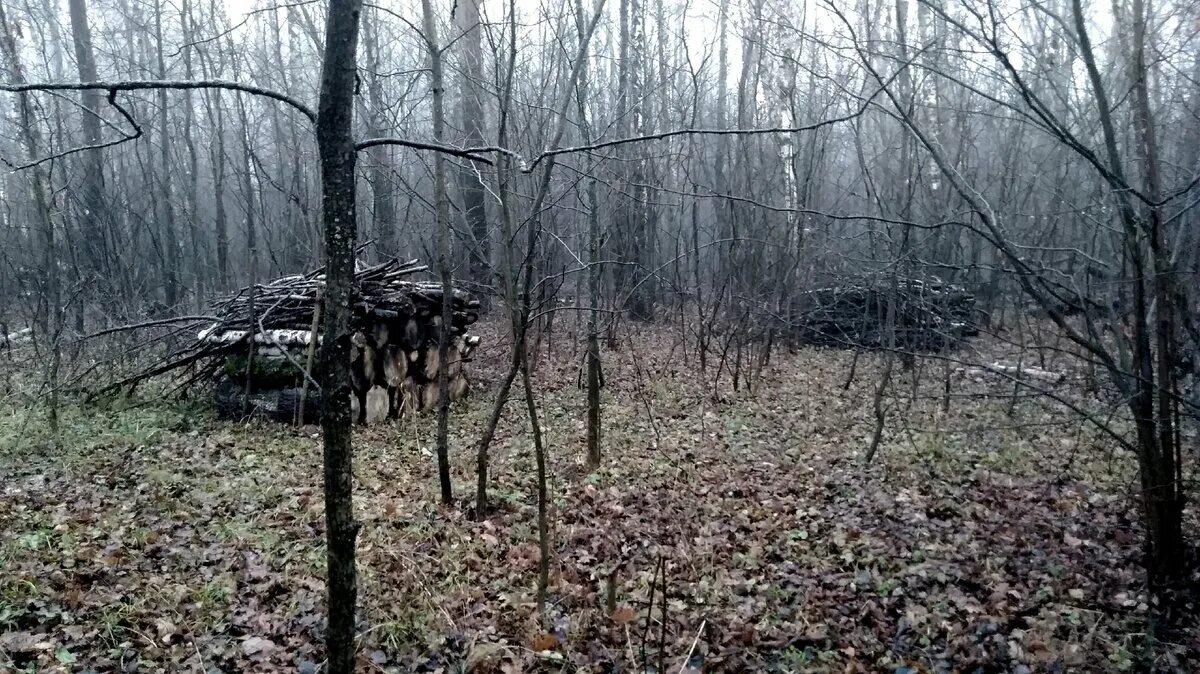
left=1, top=321, right=1197, bottom=673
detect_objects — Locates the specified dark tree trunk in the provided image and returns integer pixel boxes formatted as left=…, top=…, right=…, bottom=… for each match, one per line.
left=315, top=0, right=363, bottom=670
left=154, top=0, right=180, bottom=309
left=66, top=0, right=109, bottom=301
left=363, top=13, right=396, bottom=260
left=456, top=0, right=490, bottom=299
left=0, top=0, right=60, bottom=434
left=212, top=90, right=230, bottom=287
left=181, top=0, right=204, bottom=309
left=422, top=0, right=454, bottom=505
left=574, top=0, right=602, bottom=470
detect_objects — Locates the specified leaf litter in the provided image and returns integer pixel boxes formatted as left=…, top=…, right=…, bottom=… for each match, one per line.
left=0, top=321, right=1195, bottom=672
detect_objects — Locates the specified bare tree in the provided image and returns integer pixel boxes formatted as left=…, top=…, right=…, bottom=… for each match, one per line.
left=456, top=0, right=490, bottom=297
left=422, top=0, right=455, bottom=506
left=66, top=0, right=107, bottom=315
left=314, top=0, right=364, bottom=669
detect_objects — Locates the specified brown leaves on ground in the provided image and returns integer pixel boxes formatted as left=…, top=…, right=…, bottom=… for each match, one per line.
left=0, top=320, right=1195, bottom=672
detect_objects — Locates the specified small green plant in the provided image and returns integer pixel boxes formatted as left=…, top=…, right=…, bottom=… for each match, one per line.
left=876, top=576, right=900, bottom=597
left=0, top=397, right=205, bottom=458
left=97, top=598, right=138, bottom=649
left=371, top=601, right=436, bottom=655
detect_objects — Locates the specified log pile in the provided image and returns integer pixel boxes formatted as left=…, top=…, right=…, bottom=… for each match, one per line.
left=784, top=276, right=978, bottom=351
left=200, top=258, right=481, bottom=424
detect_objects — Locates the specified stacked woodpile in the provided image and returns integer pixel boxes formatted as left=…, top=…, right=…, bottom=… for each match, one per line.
left=783, top=276, right=978, bottom=351
left=201, top=258, right=481, bottom=424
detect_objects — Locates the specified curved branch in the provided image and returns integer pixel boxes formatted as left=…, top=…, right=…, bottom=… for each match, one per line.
left=516, top=44, right=927, bottom=174
left=7, top=89, right=142, bottom=172
left=353, top=136, right=497, bottom=164
left=0, top=80, right=317, bottom=122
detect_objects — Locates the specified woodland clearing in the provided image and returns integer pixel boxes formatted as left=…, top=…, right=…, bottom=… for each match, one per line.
left=1, top=322, right=1196, bottom=673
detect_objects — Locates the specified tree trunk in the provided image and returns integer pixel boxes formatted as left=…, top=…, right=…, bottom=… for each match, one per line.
left=66, top=0, right=108, bottom=309
left=521, top=347, right=550, bottom=613
left=0, top=0, right=60, bottom=434
left=421, top=0, right=455, bottom=506
left=154, top=0, right=180, bottom=310
left=181, top=0, right=204, bottom=309
left=1070, top=0, right=1186, bottom=603
left=1128, top=0, right=1185, bottom=605
left=315, top=0, right=363, bottom=669
left=574, top=0, right=602, bottom=470
left=363, top=13, right=397, bottom=260
left=212, top=90, right=230, bottom=287
left=475, top=0, right=522, bottom=518
left=456, top=0, right=490, bottom=300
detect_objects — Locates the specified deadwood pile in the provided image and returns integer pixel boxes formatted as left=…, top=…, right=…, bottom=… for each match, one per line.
left=152, top=258, right=480, bottom=424
left=782, top=276, right=978, bottom=351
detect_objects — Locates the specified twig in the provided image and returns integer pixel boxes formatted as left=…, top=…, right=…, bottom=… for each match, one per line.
left=192, top=640, right=206, bottom=672
left=676, top=620, right=706, bottom=674
left=79, top=315, right=218, bottom=341
left=6, top=89, right=143, bottom=171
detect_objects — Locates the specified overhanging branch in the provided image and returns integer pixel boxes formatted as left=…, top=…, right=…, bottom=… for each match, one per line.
left=354, top=136, right=498, bottom=164
left=0, top=80, right=318, bottom=122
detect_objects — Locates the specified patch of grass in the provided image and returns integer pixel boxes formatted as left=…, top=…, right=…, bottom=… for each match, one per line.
left=211, top=517, right=282, bottom=554
left=0, top=576, right=40, bottom=629
left=369, top=599, right=438, bottom=655
left=0, top=396, right=207, bottom=457
left=192, top=578, right=233, bottom=610
left=97, top=597, right=139, bottom=649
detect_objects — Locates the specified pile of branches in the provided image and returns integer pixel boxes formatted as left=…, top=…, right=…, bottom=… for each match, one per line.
left=783, top=275, right=978, bottom=351
left=203, top=258, right=479, bottom=340
left=93, top=258, right=482, bottom=414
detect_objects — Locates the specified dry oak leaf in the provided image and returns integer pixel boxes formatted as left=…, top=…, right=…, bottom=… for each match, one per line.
left=530, top=633, right=559, bottom=651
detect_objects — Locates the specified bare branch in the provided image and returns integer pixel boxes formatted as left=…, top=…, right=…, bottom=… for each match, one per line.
left=353, top=136, right=498, bottom=164
left=6, top=89, right=142, bottom=172
left=0, top=80, right=317, bottom=122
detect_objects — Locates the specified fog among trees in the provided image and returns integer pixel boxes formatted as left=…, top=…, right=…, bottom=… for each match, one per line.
left=0, top=0, right=1196, bottom=669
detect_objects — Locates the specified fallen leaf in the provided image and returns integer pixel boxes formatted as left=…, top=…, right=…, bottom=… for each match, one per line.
left=530, top=633, right=558, bottom=651
left=466, top=642, right=507, bottom=671
left=610, top=606, right=637, bottom=624
left=155, top=618, right=178, bottom=644
left=242, top=636, right=276, bottom=658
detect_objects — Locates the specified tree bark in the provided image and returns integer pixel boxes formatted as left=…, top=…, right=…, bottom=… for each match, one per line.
left=364, top=13, right=397, bottom=260
left=181, top=0, right=204, bottom=308
left=0, top=0, right=60, bottom=434
left=1127, top=0, right=1185, bottom=603
left=154, top=0, right=180, bottom=309
left=422, top=0, right=455, bottom=506
left=520, top=347, right=550, bottom=613
left=212, top=89, right=230, bottom=287
left=315, top=0, right=364, bottom=669
left=456, top=0, right=490, bottom=299
left=66, top=0, right=109, bottom=303
left=574, top=0, right=602, bottom=470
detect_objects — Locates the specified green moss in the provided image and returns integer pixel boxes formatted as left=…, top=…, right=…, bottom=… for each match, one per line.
left=222, top=353, right=315, bottom=390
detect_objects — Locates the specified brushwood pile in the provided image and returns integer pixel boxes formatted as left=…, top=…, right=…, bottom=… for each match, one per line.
left=197, top=258, right=481, bottom=423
